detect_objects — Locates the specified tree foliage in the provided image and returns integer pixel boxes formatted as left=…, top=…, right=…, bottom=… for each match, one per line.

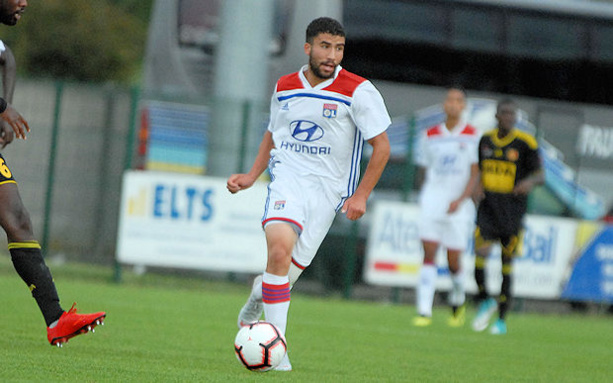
left=1, top=0, right=153, bottom=83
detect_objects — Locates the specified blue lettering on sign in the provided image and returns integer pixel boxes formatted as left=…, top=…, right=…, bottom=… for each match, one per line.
left=152, top=183, right=214, bottom=221
left=201, top=189, right=213, bottom=220
left=377, top=211, right=420, bottom=253
left=519, top=226, right=557, bottom=264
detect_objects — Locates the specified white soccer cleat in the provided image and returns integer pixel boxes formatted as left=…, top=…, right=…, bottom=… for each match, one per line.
left=274, top=353, right=292, bottom=371
left=472, top=298, right=497, bottom=332
left=237, top=275, right=264, bottom=328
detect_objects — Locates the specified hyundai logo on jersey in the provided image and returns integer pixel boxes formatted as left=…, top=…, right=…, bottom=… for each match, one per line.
left=323, top=103, right=337, bottom=118
left=290, top=120, right=324, bottom=142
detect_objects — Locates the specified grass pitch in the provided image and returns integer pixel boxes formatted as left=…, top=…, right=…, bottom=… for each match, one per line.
left=0, top=257, right=611, bottom=382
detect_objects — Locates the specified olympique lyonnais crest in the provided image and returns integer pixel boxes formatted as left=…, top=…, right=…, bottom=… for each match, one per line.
left=274, top=200, right=286, bottom=210
left=323, top=103, right=337, bottom=118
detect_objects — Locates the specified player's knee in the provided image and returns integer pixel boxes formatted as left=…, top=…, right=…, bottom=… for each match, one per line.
left=267, top=244, right=292, bottom=268
left=2, top=206, right=34, bottom=239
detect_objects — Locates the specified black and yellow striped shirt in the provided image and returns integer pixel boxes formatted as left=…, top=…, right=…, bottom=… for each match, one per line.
left=477, top=128, right=542, bottom=235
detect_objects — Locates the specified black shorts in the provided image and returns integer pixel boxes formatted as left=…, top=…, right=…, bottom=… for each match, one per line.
left=474, top=224, right=524, bottom=258
left=0, top=153, right=16, bottom=185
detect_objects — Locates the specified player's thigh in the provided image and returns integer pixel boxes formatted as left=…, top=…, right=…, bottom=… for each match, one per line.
left=291, top=194, right=338, bottom=269
left=501, top=229, right=524, bottom=258
left=262, top=174, right=307, bottom=230
left=474, top=225, right=496, bottom=257
left=442, top=217, right=473, bottom=252
left=418, top=214, right=444, bottom=244
left=0, top=155, right=30, bottom=229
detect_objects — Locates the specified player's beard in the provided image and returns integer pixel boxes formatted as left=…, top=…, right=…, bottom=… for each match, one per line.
left=0, top=3, right=21, bottom=26
left=308, top=55, right=336, bottom=80
left=0, top=12, right=18, bottom=25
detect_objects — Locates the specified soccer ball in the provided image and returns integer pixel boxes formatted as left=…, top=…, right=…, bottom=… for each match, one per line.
left=234, top=321, right=287, bottom=372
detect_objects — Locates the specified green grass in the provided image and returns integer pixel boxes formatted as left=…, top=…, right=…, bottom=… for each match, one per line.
left=0, top=256, right=611, bottom=382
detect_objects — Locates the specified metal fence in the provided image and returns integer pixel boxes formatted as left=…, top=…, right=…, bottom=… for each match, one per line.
left=0, top=79, right=138, bottom=264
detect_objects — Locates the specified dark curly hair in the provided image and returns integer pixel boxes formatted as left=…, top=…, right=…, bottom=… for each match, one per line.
left=306, top=17, right=345, bottom=43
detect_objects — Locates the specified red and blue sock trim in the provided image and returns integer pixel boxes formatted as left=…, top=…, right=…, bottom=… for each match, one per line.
left=262, top=282, right=291, bottom=304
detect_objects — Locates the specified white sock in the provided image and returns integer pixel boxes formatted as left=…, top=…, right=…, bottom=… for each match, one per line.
left=417, top=264, right=437, bottom=317
left=449, top=268, right=466, bottom=307
left=288, top=262, right=304, bottom=290
left=262, top=272, right=291, bottom=335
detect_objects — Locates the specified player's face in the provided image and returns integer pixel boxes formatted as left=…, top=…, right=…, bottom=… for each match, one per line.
left=304, top=33, right=345, bottom=81
left=496, top=104, right=517, bottom=134
left=0, top=0, right=27, bottom=26
left=443, top=89, right=466, bottom=120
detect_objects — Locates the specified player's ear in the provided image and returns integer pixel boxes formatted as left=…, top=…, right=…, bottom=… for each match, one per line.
left=304, top=42, right=311, bottom=56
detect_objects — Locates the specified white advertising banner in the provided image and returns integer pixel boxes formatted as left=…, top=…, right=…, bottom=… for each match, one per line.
left=116, top=171, right=268, bottom=273
left=364, top=200, right=578, bottom=299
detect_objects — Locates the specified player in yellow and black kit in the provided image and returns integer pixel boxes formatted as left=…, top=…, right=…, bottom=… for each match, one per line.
left=0, top=0, right=105, bottom=347
left=470, top=99, right=544, bottom=335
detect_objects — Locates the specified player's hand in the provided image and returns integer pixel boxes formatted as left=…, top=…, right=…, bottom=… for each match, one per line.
left=0, top=104, right=29, bottom=140
left=0, top=121, right=14, bottom=149
left=513, top=179, right=534, bottom=195
left=341, top=194, right=367, bottom=221
left=227, top=173, right=256, bottom=194
left=447, top=199, right=461, bottom=214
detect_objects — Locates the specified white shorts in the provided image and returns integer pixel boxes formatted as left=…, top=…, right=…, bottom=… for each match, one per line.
left=262, top=166, right=339, bottom=269
left=418, top=213, right=474, bottom=251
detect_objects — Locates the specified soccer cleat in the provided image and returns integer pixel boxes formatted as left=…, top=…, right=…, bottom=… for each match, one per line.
left=47, top=303, right=106, bottom=347
left=447, top=305, right=466, bottom=327
left=489, top=319, right=507, bottom=335
left=412, top=315, right=432, bottom=327
left=237, top=275, right=263, bottom=328
left=472, top=298, right=497, bottom=332
left=274, top=353, right=292, bottom=372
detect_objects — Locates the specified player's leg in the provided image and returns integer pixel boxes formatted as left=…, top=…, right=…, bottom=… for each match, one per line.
left=444, top=217, right=472, bottom=327
left=471, top=226, right=497, bottom=331
left=262, top=222, right=296, bottom=336
left=0, top=157, right=105, bottom=346
left=446, top=248, right=466, bottom=327
left=490, top=232, right=521, bottom=335
left=413, top=239, right=438, bottom=326
left=263, top=222, right=297, bottom=372
left=237, top=259, right=303, bottom=328
left=473, top=227, right=490, bottom=303
left=414, top=215, right=444, bottom=326
left=0, top=182, right=64, bottom=327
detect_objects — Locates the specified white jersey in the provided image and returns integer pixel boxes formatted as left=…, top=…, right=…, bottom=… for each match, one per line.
left=267, top=65, right=391, bottom=200
left=417, top=122, right=479, bottom=220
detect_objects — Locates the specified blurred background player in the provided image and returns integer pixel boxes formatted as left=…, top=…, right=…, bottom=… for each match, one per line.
left=412, top=86, right=479, bottom=327
left=471, top=98, right=544, bottom=335
left=0, top=0, right=106, bottom=347
left=227, top=17, right=391, bottom=371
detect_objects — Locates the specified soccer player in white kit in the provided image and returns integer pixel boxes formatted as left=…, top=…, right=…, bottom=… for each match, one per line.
left=227, top=17, right=391, bottom=371
left=413, top=87, right=479, bottom=327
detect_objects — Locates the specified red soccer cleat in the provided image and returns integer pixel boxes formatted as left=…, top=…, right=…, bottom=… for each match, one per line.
left=47, top=303, right=106, bottom=347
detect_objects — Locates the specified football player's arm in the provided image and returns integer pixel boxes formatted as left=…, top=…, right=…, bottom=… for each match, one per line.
left=514, top=145, right=545, bottom=195
left=227, top=130, right=274, bottom=194
left=513, top=168, right=544, bottom=195
left=342, top=131, right=390, bottom=220
left=0, top=44, right=28, bottom=145
left=448, top=163, right=480, bottom=213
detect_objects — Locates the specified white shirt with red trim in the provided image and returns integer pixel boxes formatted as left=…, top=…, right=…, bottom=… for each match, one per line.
left=417, top=122, right=479, bottom=220
left=267, top=65, right=391, bottom=199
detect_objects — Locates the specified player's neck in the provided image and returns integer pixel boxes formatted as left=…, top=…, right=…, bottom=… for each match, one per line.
left=445, top=117, right=460, bottom=131
left=303, top=69, right=328, bottom=87
left=497, top=127, right=513, bottom=138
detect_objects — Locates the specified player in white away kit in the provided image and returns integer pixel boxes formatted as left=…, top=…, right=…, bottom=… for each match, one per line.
left=227, top=17, right=391, bottom=371
left=413, top=87, right=479, bottom=328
